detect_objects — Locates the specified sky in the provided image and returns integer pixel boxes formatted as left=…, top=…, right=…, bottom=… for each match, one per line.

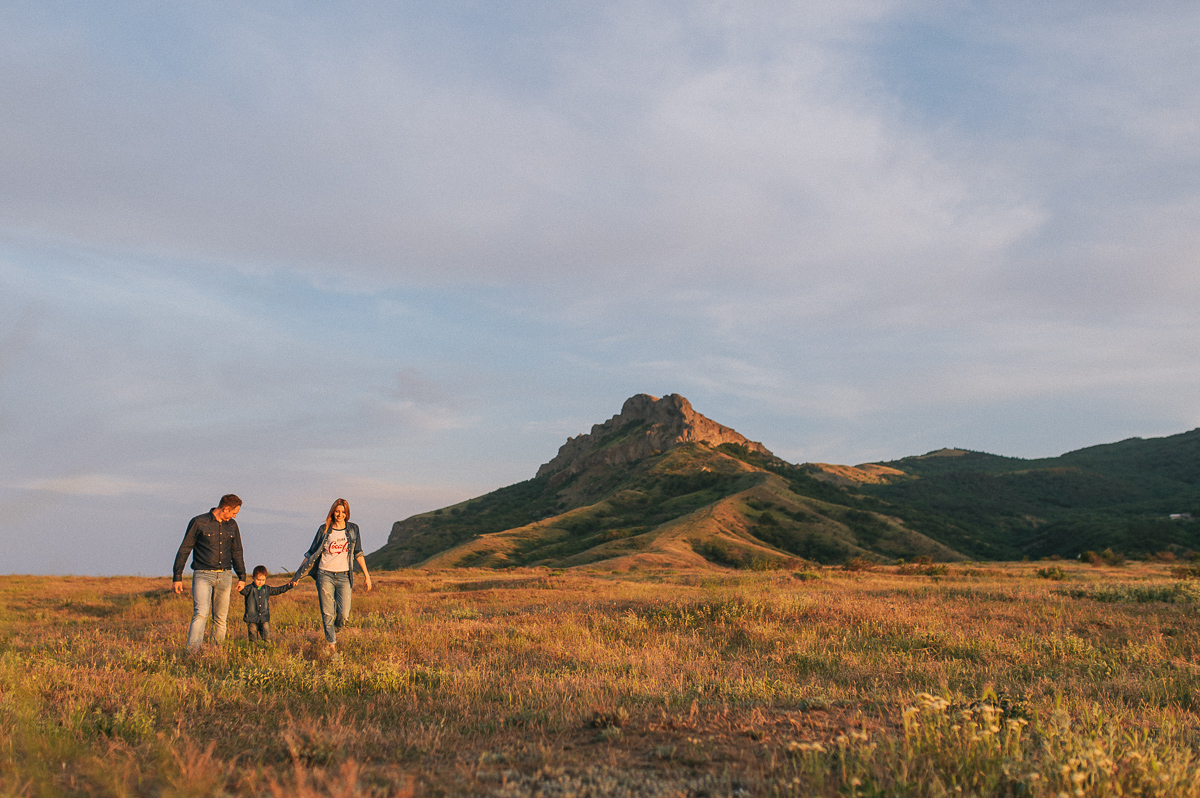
left=3, top=1, right=1199, bottom=575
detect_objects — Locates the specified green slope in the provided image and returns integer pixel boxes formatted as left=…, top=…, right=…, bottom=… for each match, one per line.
left=367, top=443, right=759, bottom=570
left=367, top=442, right=959, bottom=570
left=861, top=429, right=1200, bottom=559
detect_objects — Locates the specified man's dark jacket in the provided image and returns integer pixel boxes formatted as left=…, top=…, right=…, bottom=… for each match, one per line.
left=172, top=509, right=248, bottom=581
left=240, top=582, right=293, bottom=623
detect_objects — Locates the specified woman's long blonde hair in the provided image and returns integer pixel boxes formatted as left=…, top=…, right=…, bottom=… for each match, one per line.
left=323, top=498, right=350, bottom=533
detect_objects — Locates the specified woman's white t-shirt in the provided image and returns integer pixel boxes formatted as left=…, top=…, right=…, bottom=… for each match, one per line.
left=319, top=527, right=351, bottom=572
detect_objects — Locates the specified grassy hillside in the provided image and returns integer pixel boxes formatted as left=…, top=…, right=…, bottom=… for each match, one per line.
left=367, top=477, right=561, bottom=569
left=367, top=444, right=756, bottom=570
left=369, top=442, right=959, bottom=570
left=861, top=428, right=1200, bottom=559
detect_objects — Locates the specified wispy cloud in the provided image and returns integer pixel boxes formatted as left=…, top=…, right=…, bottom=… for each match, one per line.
left=20, top=474, right=164, bottom=497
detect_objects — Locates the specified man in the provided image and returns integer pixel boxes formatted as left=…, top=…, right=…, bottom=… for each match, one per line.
left=173, top=494, right=248, bottom=650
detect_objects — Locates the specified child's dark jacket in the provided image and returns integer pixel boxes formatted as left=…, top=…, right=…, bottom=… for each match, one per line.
left=240, top=582, right=293, bottom=623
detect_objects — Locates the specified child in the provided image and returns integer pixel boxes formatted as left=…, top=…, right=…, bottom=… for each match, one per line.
left=239, top=565, right=294, bottom=642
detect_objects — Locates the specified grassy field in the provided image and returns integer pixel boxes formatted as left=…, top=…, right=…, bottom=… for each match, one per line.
left=3, top=562, right=1200, bottom=796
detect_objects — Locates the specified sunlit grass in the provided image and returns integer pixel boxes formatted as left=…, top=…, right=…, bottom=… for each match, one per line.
left=2, top=562, right=1200, bottom=795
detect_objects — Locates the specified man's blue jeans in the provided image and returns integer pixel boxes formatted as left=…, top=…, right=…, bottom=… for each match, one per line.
left=315, top=570, right=352, bottom=644
left=187, top=570, right=233, bottom=650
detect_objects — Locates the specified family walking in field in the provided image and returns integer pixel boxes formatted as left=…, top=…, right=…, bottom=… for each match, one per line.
left=171, top=494, right=373, bottom=652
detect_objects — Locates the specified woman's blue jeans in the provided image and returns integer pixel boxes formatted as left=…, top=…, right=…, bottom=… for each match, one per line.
left=315, top=570, right=352, bottom=644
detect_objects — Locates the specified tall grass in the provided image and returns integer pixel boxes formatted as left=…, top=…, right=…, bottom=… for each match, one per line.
left=2, top=564, right=1199, bottom=795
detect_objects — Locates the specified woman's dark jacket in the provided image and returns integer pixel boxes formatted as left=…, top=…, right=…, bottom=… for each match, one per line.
left=239, top=582, right=293, bottom=623
left=293, top=522, right=364, bottom=587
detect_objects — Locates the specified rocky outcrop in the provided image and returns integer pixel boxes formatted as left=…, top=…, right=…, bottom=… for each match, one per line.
left=536, top=393, right=773, bottom=480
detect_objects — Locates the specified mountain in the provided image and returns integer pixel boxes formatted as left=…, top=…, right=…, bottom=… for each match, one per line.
left=366, top=395, right=1200, bottom=570
left=365, top=394, right=960, bottom=571
left=836, top=430, right=1200, bottom=560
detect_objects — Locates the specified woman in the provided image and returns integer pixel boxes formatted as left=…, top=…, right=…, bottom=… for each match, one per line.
left=293, top=498, right=373, bottom=650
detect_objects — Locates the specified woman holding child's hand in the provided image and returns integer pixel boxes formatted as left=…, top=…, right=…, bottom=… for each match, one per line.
left=292, top=498, right=372, bottom=651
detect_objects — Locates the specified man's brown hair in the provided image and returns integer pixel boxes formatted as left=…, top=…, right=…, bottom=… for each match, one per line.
left=218, top=494, right=243, bottom=509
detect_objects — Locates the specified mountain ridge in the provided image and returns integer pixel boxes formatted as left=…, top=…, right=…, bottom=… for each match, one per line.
left=365, top=395, right=1200, bottom=570
left=367, top=394, right=961, bottom=570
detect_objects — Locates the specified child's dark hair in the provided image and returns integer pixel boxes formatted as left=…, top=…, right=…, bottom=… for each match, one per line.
left=252, top=565, right=268, bottom=577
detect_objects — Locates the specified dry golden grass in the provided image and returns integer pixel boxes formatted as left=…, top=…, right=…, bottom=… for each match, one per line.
left=806, top=463, right=908, bottom=485
left=3, top=562, right=1200, bottom=796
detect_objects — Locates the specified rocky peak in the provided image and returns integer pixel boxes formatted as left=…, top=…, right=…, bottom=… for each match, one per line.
left=536, top=393, right=772, bottom=479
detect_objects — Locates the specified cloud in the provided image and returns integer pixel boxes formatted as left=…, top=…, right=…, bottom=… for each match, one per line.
left=329, top=476, right=480, bottom=508
left=870, top=4, right=1200, bottom=317
left=0, top=2, right=1043, bottom=304
left=20, top=474, right=164, bottom=497
left=368, top=400, right=479, bottom=434
left=1, top=2, right=1195, bottom=327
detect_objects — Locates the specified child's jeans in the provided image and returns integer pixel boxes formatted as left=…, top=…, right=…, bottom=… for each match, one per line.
left=247, top=621, right=271, bottom=642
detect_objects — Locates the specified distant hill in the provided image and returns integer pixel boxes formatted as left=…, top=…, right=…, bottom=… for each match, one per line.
left=366, top=394, right=959, bottom=571
left=366, top=395, right=1200, bottom=570
left=842, top=430, right=1200, bottom=560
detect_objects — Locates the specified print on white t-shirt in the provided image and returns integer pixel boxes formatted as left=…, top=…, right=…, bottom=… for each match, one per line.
left=320, top=528, right=351, bottom=572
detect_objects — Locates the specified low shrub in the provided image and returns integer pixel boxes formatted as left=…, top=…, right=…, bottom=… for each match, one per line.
left=1171, top=563, right=1200, bottom=579
left=1057, top=581, right=1200, bottom=603
left=1080, top=548, right=1126, bottom=567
